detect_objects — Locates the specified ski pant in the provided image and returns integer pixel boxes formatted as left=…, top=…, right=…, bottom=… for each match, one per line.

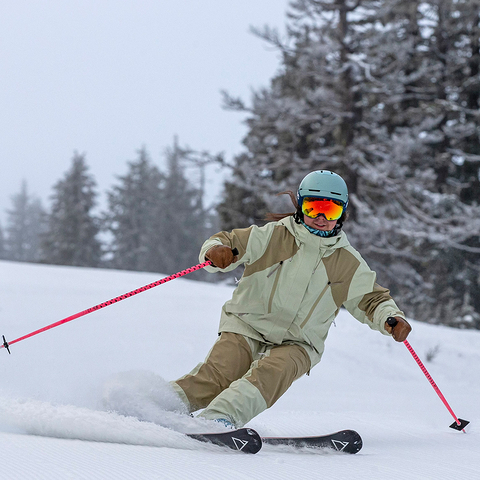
left=170, top=332, right=311, bottom=427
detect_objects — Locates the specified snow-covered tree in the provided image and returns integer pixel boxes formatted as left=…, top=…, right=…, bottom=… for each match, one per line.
left=106, top=142, right=209, bottom=275
left=216, top=153, right=270, bottom=230
left=5, top=180, right=46, bottom=262
left=0, top=223, right=5, bottom=260
left=219, top=0, right=480, bottom=328
left=106, top=147, right=164, bottom=272
left=346, top=0, right=480, bottom=328
left=155, top=138, right=208, bottom=274
left=42, top=153, right=102, bottom=267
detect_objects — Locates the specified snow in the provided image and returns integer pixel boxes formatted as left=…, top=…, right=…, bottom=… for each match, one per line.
left=0, top=259, right=478, bottom=479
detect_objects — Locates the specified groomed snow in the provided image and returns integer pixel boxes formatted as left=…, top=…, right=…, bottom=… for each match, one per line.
left=0, top=260, right=478, bottom=479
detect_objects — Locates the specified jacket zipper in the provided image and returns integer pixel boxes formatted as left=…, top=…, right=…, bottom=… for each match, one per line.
left=300, top=281, right=343, bottom=329
left=267, top=261, right=283, bottom=313
left=300, top=282, right=331, bottom=328
left=267, top=261, right=283, bottom=278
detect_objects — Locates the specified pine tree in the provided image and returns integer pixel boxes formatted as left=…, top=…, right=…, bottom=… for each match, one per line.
left=350, top=0, right=480, bottom=327
left=42, top=153, right=102, bottom=267
left=155, top=138, right=207, bottom=274
left=0, top=223, right=5, bottom=260
left=218, top=0, right=480, bottom=328
left=5, top=180, right=46, bottom=262
left=106, top=147, right=165, bottom=272
left=221, top=0, right=377, bottom=219
left=106, top=142, right=213, bottom=275
left=216, top=154, right=270, bottom=230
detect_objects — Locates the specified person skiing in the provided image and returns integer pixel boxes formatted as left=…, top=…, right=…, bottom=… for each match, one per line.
left=170, top=170, right=411, bottom=428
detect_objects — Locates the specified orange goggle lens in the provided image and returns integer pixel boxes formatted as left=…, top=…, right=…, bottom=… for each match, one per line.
left=301, top=197, right=344, bottom=220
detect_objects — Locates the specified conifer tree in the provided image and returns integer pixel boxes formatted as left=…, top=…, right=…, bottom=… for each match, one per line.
left=42, top=153, right=102, bottom=267
left=155, top=138, right=207, bottom=274
left=5, top=180, right=46, bottom=262
left=106, top=142, right=212, bottom=275
left=347, top=0, right=480, bottom=327
left=0, top=223, right=5, bottom=260
left=106, top=147, right=164, bottom=272
left=219, top=0, right=480, bottom=328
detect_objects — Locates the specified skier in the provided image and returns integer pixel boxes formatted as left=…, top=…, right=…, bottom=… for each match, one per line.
left=171, top=170, right=411, bottom=428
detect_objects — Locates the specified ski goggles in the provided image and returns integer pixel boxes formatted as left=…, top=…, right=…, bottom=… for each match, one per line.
left=301, top=197, right=345, bottom=221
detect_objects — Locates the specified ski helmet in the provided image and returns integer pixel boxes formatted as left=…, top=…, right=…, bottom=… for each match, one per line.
left=296, top=170, right=349, bottom=208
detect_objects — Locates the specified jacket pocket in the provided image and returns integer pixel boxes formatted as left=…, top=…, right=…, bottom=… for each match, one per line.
left=224, top=300, right=265, bottom=315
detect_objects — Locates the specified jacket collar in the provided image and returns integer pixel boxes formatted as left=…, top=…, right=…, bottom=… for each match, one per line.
left=279, top=216, right=350, bottom=250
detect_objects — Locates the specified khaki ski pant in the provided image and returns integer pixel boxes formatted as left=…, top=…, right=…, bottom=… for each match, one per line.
left=171, top=332, right=311, bottom=427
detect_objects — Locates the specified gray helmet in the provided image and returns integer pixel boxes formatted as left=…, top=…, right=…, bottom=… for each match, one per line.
left=296, top=170, right=349, bottom=207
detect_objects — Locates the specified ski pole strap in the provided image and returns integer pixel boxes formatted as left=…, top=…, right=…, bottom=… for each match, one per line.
left=403, top=339, right=469, bottom=432
left=1, top=260, right=213, bottom=353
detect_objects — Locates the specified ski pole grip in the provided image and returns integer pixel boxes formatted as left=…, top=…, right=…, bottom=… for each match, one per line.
left=386, top=317, right=398, bottom=328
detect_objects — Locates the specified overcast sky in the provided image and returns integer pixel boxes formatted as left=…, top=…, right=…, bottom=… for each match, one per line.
left=0, top=1, right=291, bottom=224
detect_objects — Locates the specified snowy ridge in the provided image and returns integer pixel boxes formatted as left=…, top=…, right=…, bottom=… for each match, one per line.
left=0, top=260, right=478, bottom=479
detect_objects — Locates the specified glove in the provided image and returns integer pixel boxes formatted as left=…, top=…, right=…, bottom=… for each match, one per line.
left=205, top=245, right=238, bottom=269
left=385, top=316, right=412, bottom=342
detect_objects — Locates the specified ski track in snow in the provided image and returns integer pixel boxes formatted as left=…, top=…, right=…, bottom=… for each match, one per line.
left=0, top=260, right=479, bottom=479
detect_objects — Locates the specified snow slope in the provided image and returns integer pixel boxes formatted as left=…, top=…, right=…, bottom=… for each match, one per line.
left=0, top=259, right=478, bottom=479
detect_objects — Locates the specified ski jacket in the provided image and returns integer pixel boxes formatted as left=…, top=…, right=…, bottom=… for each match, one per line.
left=200, top=216, right=405, bottom=365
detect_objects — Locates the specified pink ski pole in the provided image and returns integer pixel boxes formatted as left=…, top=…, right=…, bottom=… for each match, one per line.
left=386, top=317, right=469, bottom=432
left=1, top=259, right=215, bottom=354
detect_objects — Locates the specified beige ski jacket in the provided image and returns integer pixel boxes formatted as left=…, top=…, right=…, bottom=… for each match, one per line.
left=200, top=216, right=405, bottom=366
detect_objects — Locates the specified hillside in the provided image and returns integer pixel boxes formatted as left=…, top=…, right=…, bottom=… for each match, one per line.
left=0, top=260, right=478, bottom=479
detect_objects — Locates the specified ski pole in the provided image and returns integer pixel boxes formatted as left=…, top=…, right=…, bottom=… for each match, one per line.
left=1, top=259, right=216, bottom=354
left=386, top=317, right=469, bottom=433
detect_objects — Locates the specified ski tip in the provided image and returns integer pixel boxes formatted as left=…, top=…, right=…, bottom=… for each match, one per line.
left=240, top=428, right=262, bottom=454
left=335, top=430, right=363, bottom=454
left=262, top=429, right=363, bottom=454
left=449, top=419, right=470, bottom=432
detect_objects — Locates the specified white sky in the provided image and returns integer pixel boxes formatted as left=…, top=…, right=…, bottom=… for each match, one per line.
left=0, top=1, right=291, bottom=224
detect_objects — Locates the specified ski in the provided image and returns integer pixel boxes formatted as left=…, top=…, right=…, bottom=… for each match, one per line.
left=262, top=429, right=363, bottom=454
left=186, top=428, right=262, bottom=454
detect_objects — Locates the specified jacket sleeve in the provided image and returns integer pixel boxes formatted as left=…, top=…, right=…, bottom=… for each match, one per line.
left=343, top=283, right=406, bottom=336
left=199, top=225, right=271, bottom=273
